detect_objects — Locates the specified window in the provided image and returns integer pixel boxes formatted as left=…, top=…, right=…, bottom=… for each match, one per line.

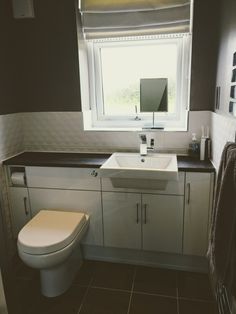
left=79, top=0, right=193, bottom=131
left=85, top=33, right=191, bottom=130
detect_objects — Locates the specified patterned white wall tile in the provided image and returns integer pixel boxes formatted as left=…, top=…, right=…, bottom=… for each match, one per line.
left=163, top=111, right=212, bottom=150
left=0, top=113, right=24, bottom=160
left=22, top=111, right=211, bottom=154
left=211, top=112, right=236, bottom=170
left=21, top=112, right=166, bottom=152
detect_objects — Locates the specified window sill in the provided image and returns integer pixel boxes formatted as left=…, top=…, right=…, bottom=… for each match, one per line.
left=84, top=127, right=188, bottom=132
left=82, top=111, right=188, bottom=132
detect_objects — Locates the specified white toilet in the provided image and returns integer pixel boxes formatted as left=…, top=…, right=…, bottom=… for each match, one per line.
left=17, top=210, right=89, bottom=297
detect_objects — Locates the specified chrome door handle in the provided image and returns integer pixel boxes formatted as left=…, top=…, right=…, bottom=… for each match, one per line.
left=136, top=203, right=139, bottom=224
left=143, top=204, right=147, bottom=224
left=23, top=197, right=29, bottom=216
left=91, top=170, right=98, bottom=177
left=187, top=183, right=191, bottom=204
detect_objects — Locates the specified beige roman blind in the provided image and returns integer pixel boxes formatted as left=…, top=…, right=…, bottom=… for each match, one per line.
left=79, top=0, right=192, bottom=39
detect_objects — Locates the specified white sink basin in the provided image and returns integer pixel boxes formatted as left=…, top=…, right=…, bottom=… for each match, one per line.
left=100, top=152, right=178, bottom=181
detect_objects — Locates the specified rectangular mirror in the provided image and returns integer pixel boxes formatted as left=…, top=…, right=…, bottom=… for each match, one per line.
left=140, top=78, right=168, bottom=112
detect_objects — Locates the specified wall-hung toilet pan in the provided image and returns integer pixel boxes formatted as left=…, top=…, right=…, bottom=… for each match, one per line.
left=17, top=210, right=89, bottom=297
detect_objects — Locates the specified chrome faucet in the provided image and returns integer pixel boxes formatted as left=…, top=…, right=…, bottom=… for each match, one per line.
left=139, top=134, right=155, bottom=156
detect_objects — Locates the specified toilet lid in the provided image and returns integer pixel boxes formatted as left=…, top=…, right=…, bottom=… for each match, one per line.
left=18, top=210, right=87, bottom=255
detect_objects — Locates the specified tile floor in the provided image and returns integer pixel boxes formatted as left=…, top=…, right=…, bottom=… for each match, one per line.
left=11, top=259, right=218, bottom=314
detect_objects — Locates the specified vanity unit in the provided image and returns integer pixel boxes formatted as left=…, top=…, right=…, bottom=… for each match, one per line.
left=4, top=152, right=215, bottom=272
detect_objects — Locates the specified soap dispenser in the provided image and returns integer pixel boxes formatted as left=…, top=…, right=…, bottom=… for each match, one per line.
left=188, top=133, right=200, bottom=157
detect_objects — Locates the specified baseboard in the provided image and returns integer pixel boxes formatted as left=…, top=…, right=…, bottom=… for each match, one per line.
left=82, top=245, right=208, bottom=273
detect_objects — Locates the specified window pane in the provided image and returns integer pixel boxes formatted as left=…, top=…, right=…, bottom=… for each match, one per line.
left=100, top=41, right=178, bottom=116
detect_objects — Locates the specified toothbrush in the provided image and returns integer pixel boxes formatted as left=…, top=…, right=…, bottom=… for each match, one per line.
left=201, top=126, right=205, bottom=138
left=206, top=126, right=210, bottom=138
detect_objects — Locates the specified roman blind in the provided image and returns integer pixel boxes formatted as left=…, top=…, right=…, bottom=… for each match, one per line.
left=79, top=0, right=192, bottom=39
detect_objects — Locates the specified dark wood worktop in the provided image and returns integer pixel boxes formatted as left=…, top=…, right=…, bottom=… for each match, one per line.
left=3, top=152, right=110, bottom=168
left=3, top=152, right=215, bottom=173
left=176, top=156, right=215, bottom=172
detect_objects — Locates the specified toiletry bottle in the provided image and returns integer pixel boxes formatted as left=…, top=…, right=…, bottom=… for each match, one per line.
left=188, top=133, right=200, bottom=157
left=206, top=126, right=211, bottom=160
left=200, top=137, right=206, bottom=161
left=200, top=126, right=211, bottom=160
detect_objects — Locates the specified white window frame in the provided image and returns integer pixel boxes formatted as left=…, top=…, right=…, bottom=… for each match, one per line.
left=84, top=34, right=191, bottom=131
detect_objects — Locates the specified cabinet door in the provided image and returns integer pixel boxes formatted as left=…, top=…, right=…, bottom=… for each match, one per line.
left=184, top=172, right=213, bottom=256
left=103, top=192, right=141, bottom=249
left=28, top=188, right=103, bottom=246
left=9, top=187, right=31, bottom=238
left=142, top=194, right=184, bottom=254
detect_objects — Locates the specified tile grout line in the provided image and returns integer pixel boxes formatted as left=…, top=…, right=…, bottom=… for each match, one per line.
left=132, top=291, right=178, bottom=299
left=88, top=285, right=179, bottom=299
left=90, top=286, right=131, bottom=293
left=178, top=296, right=216, bottom=303
left=127, top=266, right=137, bottom=314
left=77, top=276, right=94, bottom=314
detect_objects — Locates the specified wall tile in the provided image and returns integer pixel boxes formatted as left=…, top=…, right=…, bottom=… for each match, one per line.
left=0, top=114, right=24, bottom=160
left=21, top=111, right=211, bottom=154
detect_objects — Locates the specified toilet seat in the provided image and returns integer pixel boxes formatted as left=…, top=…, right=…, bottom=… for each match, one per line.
left=18, top=210, right=87, bottom=255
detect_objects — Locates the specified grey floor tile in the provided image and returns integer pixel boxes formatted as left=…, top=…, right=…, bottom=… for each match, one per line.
left=129, top=292, right=178, bottom=314
left=79, top=287, right=130, bottom=314
left=10, top=278, right=41, bottom=314
left=9, top=259, right=218, bottom=314
left=73, top=260, right=95, bottom=287
left=177, top=271, right=214, bottom=300
left=179, top=299, right=218, bottom=314
left=29, top=285, right=87, bottom=314
left=91, top=261, right=135, bottom=291
left=134, top=266, right=177, bottom=296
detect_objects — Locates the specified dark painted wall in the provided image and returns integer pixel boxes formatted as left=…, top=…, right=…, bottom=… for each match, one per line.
left=0, top=0, right=81, bottom=114
left=215, top=0, right=236, bottom=114
left=190, top=0, right=220, bottom=111
left=1, top=0, right=220, bottom=115
left=0, top=0, right=20, bottom=114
